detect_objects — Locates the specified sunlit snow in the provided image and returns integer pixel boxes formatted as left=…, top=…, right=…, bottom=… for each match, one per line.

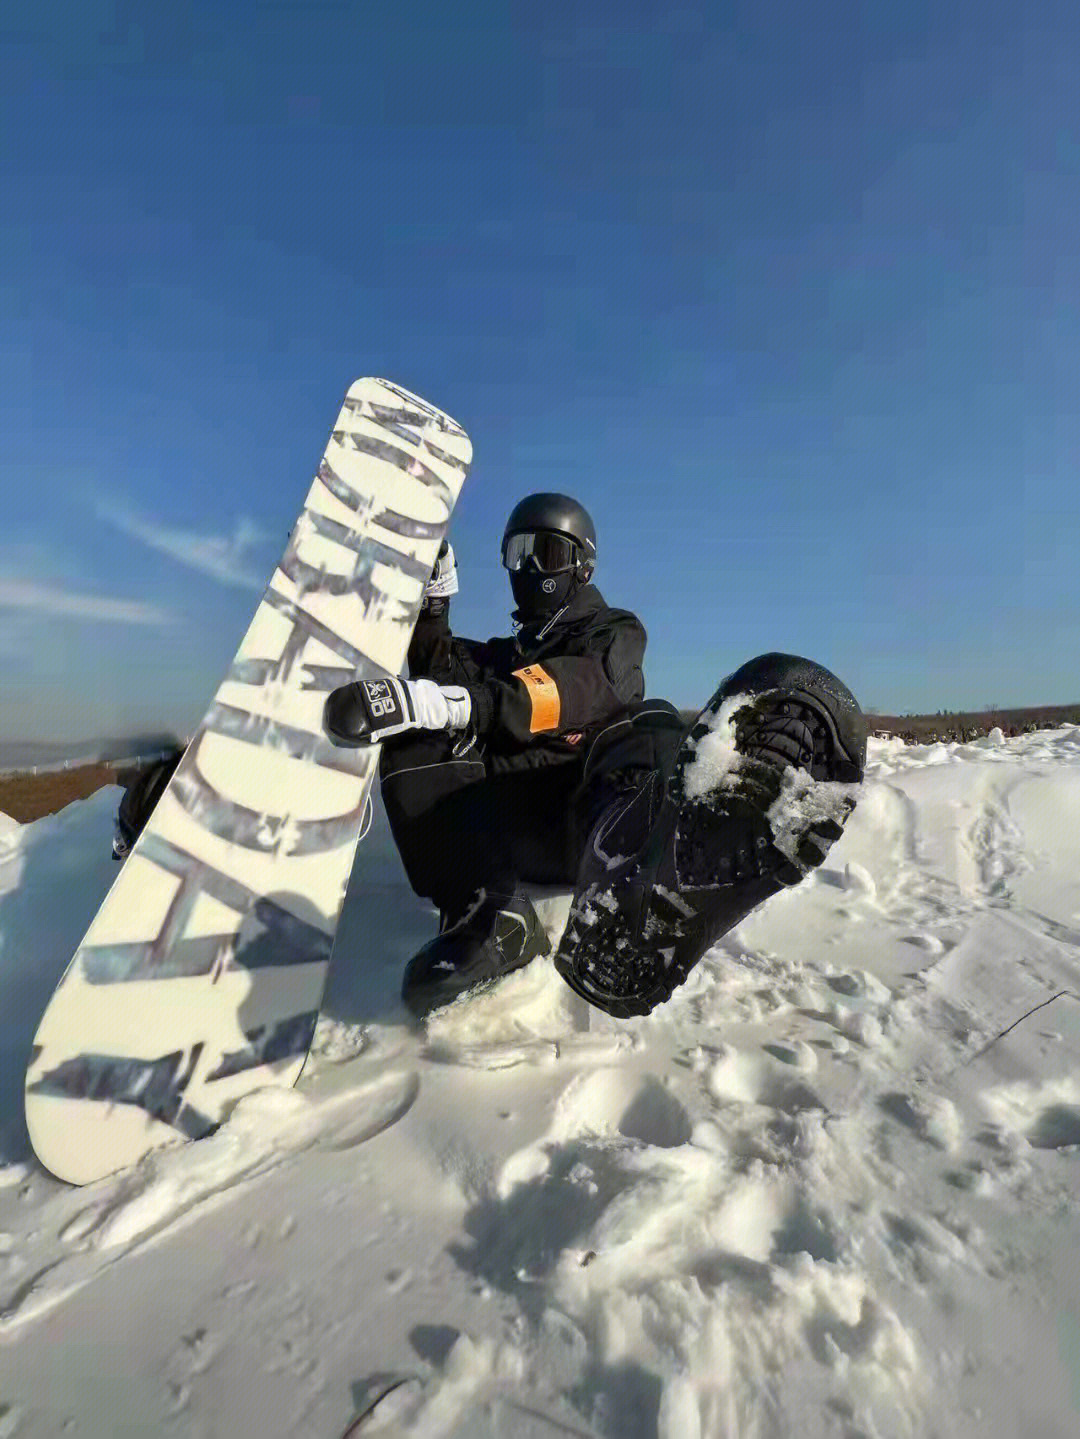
left=1, top=728, right=1079, bottom=1436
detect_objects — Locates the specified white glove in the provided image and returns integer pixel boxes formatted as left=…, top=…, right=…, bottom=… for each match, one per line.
left=406, top=677, right=470, bottom=730
left=324, top=675, right=472, bottom=746
left=423, top=540, right=459, bottom=601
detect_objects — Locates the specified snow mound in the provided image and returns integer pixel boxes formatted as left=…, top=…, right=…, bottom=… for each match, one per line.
left=1, top=730, right=1080, bottom=1436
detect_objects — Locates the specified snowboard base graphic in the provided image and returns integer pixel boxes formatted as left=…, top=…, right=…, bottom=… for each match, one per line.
left=25, top=379, right=472, bottom=1185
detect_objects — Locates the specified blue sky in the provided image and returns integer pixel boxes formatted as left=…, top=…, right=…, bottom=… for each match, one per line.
left=2, top=0, right=1078, bottom=744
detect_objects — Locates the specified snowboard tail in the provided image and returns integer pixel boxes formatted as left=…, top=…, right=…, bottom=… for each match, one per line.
left=25, top=379, right=471, bottom=1185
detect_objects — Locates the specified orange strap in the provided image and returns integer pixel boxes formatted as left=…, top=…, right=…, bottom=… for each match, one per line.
left=512, top=664, right=561, bottom=733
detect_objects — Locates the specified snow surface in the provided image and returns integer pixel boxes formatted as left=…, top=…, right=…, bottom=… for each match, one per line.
left=2, top=730, right=1080, bottom=1436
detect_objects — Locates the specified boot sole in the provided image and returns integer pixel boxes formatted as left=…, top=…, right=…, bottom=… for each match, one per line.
left=555, top=677, right=862, bottom=1017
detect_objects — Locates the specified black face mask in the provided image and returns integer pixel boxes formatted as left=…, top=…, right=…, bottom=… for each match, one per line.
left=510, top=566, right=578, bottom=621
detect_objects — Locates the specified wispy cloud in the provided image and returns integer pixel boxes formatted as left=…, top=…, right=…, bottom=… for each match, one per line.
left=95, top=502, right=273, bottom=592
left=0, top=578, right=175, bottom=625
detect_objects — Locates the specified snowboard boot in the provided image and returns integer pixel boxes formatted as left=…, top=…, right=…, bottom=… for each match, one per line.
left=112, top=748, right=184, bottom=860
left=554, top=653, right=867, bottom=1017
left=401, top=887, right=553, bottom=1019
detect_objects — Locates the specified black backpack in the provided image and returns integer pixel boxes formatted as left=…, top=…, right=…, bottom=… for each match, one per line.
left=112, top=750, right=184, bottom=860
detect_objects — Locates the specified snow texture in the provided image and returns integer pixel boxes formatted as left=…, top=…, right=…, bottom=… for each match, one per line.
left=679, top=691, right=752, bottom=801
left=766, top=770, right=860, bottom=869
left=1, top=728, right=1080, bottom=1436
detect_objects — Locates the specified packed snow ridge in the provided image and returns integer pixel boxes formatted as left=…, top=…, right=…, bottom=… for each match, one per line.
left=1, top=726, right=1079, bottom=1436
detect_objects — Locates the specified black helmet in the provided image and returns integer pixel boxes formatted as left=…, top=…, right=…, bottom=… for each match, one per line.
left=501, top=493, right=596, bottom=575
left=501, top=492, right=597, bottom=624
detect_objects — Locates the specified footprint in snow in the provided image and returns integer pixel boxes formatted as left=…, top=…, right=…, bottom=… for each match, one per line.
left=824, top=967, right=892, bottom=1003
left=708, top=1046, right=825, bottom=1114
left=546, top=1068, right=695, bottom=1151
left=612, top=1075, right=694, bottom=1149
left=1028, top=1104, right=1080, bottom=1151
left=881, top=1212, right=949, bottom=1285
left=878, top=1091, right=961, bottom=1151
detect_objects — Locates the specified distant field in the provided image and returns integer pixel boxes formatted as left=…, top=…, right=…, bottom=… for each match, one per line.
left=0, top=758, right=154, bottom=826
left=0, top=731, right=183, bottom=775
left=2, top=703, right=1078, bottom=826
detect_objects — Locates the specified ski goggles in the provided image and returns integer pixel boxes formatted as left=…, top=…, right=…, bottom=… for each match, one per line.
left=501, top=531, right=583, bottom=574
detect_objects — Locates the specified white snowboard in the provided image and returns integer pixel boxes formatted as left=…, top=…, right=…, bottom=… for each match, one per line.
left=25, top=378, right=472, bottom=1185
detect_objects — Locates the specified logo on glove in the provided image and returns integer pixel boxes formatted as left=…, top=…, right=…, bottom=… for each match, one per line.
left=363, top=679, right=398, bottom=718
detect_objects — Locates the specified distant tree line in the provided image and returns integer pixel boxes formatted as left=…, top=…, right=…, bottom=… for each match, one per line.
left=869, top=703, right=1080, bottom=747
left=684, top=702, right=1080, bottom=749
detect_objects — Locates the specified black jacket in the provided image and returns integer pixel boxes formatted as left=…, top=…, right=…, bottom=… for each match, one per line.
left=407, top=584, right=646, bottom=760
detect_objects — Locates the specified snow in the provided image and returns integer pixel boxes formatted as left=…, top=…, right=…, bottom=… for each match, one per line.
left=680, top=690, right=751, bottom=800
left=1, top=729, right=1080, bottom=1436
left=765, top=770, right=860, bottom=870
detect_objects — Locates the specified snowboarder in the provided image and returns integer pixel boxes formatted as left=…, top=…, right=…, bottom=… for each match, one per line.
left=323, top=493, right=868, bottom=1019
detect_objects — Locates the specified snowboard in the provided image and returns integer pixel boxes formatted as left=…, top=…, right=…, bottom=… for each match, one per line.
left=25, top=378, right=472, bottom=1185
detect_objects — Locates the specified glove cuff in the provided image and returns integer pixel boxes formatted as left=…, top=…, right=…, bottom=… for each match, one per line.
left=463, top=683, right=494, bottom=738
left=440, top=686, right=472, bottom=731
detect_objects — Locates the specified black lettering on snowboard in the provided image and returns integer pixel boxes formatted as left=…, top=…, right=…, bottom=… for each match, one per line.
left=81, top=847, right=333, bottom=984
left=28, top=1042, right=208, bottom=1131
left=205, top=1011, right=319, bottom=1082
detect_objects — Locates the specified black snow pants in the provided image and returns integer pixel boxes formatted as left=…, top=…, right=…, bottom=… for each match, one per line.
left=378, top=700, right=687, bottom=917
